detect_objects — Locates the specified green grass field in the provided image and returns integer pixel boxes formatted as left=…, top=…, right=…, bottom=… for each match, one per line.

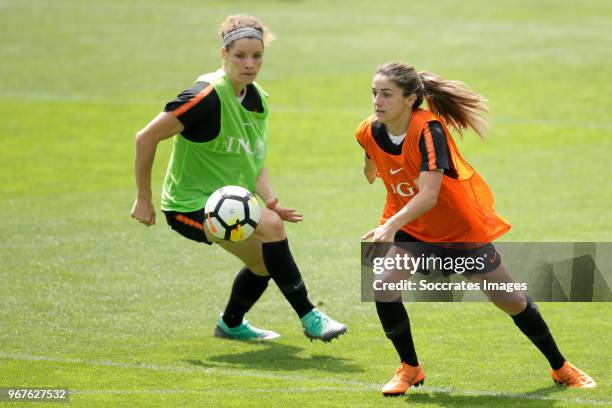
left=1, top=0, right=611, bottom=406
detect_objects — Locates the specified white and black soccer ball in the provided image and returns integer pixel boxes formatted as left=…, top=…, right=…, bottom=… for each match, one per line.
left=204, top=185, right=261, bottom=242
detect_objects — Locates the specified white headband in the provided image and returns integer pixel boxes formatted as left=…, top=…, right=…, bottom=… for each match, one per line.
left=223, top=27, right=264, bottom=48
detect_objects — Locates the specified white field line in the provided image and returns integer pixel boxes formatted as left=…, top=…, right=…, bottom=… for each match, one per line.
left=68, top=387, right=611, bottom=406
left=71, top=388, right=362, bottom=395
left=0, top=352, right=371, bottom=387
left=1, top=352, right=608, bottom=406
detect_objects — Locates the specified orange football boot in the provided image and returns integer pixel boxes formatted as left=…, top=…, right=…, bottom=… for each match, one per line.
left=551, top=361, right=597, bottom=388
left=381, top=363, right=425, bottom=396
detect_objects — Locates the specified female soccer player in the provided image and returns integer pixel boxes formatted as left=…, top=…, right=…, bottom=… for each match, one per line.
left=131, top=15, right=346, bottom=342
left=356, top=62, right=596, bottom=395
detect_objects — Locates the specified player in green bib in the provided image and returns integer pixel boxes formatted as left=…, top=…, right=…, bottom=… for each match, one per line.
left=160, top=67, right=269, bottom=213
left=131, top=15, right=347, bottom=342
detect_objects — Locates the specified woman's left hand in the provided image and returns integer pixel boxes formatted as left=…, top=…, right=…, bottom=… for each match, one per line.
left=361, top=223, right=398, bottom=242
left=265, top=198, right=303, bottom=223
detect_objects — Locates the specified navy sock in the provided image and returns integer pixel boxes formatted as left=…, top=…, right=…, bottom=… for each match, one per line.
left=262, top=239, right=315, bottom=318
left=511, top=301, right=566, bottom=370
left=222, top=267, right=271, bottom=328
left=375, top=300, right=419, bottom=366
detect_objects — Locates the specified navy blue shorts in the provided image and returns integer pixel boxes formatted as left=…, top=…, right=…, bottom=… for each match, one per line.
left=163, top=209, right=213, bottom=245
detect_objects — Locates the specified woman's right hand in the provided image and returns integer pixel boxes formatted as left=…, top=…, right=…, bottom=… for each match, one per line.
left=131, top=198, right=156, bottom=226
left=131, top=112, right=182, bottom=228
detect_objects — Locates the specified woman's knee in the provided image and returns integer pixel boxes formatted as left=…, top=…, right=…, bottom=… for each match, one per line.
left=255, top=209, right=286, bottom=242
left=249, top=263, right=269, bottom=277
left=492, top=300, right=527, bottom=315
left=373, top=270, right=406, bottom=303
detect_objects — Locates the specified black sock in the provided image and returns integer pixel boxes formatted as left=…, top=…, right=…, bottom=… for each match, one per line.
left=511, top=301, right=566, bottom=370
left=262, top=239, right=315, bottom=318
left=375, top=300, right=419, bottom=366
left=222, top=267, right=271, bottom=328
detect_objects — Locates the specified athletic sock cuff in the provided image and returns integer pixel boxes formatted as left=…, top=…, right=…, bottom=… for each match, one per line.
left=511, top=301, right=551, bottom=341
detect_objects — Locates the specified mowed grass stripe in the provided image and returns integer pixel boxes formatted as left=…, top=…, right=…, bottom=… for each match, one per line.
left=0, top=352, right=373, bottom=387
left=3, top=353, right=609, bottom=406
left=69, top=389, right=612, bottom=406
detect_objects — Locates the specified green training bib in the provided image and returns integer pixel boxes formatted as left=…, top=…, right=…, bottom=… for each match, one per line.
left=161, top=71, right=269, bottom=212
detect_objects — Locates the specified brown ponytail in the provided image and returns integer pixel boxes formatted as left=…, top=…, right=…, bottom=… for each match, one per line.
left=375, top=63, right=488, bottom=139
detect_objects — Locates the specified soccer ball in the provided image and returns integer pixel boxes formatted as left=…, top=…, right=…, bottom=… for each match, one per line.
left=204, top=185, right=261, bottom=242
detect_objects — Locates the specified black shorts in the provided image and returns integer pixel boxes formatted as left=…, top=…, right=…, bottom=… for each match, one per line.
left=394, top=230, right=501, bottom=275
left=163, top=209, right=213, bottom=245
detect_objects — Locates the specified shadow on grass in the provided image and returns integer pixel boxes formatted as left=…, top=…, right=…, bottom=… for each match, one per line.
left=182, top=342, right=363, bottom=374
left=406, top=385, right=579, bottom=407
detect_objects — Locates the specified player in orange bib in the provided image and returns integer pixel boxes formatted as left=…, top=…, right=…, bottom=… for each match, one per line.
left=356, top=62, right=596, bottom=396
